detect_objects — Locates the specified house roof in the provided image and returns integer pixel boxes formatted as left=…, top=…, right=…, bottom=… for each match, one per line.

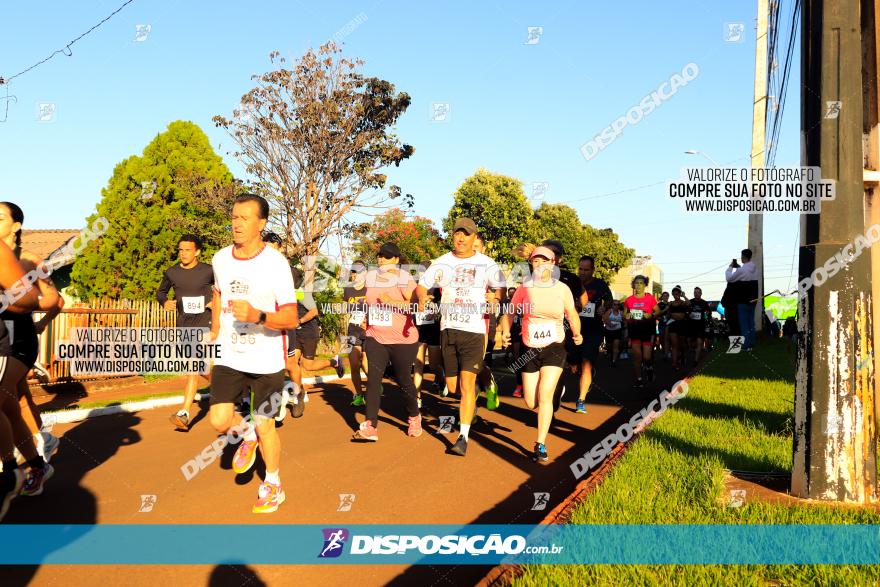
left=21, top=229, right=82, bottom=263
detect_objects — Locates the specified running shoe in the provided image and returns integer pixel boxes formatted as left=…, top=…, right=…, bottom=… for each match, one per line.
left=275, top=385, right=291, bottom=422
left=351, top=393, right=365, bottom=407
left=440, top=384, right=448, bottom=397
left=486, top=375, right=499, bottom=411
left=576, top=400, right=586, bottom=414
left=449, top=434, right=468, bottom=456
left=407, top=415, right=423, bottom=438
left=233, top=438, right=259, bottom=474
left=22, top=464, right=54, bottom=496
left=169, top=411, right=190, bottom=431
left=512, top=385, right=523, bottom=398
left=42, top=432, right=60, bottom=463
left=352, top=420, right=378, bottom=441
left=417, top=395, right=422, bottom=410
left=610, top=360, right=616, bottom=368
left=533, top=442, right=549, bottom=463
left=291, top=389, right=306, bottom=418
left=333, top=354, right=345, bottom=378
left=645, top=365, right=655, bottom=383
left=0, top=469, right=24, bottom=522
left=620, top=351, right=629, bottom=360
left=633, top=378, right=644, bottom=389
left=252, top=481, right=285, bottom=514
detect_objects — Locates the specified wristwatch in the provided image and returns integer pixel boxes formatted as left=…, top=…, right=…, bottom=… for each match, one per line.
left=257, top=311, right=267, bottom=325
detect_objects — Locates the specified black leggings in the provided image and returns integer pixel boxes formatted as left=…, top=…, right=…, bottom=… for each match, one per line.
left=364, top=338, right=420, bottom=427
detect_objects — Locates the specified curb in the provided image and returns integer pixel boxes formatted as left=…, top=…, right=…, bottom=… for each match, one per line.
left=42, top=373, right=352, bottom=426
left=477, top=374, right=693, bottom=587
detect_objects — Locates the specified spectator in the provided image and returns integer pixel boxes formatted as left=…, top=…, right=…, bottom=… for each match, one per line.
left=725, top=249, right=759, bottom=351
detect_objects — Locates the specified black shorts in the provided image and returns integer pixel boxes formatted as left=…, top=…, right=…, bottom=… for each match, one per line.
left=346, top=324, right=366, bottom=347
left=578, top=331, right=603, bottom=362
left=178, top=312, right=212, bottom=329
left=687, top=320, right=708, bottom=339
left=441, top=328, right=486, bottom=375
left=604, top=328, right=622, bottom=341
left=667, top=319, right=688, bottom=336
left=628, top=320, right=655, bottom=344
left=522, top=342, right=567, bottom=372
left=417, top=322, right=441, bottom=346
left=209, top=365, right=285, bottom=417
left=295, top=336, right=320, bottom=360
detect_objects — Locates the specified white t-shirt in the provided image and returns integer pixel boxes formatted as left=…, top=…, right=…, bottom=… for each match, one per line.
left=212, top=245, right=297, bottom=374
left=418, top=251, right=505, bottom=335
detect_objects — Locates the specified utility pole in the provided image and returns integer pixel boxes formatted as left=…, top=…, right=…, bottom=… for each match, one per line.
left=748, top=0, right=769, bottom=333
left=791, top=0, right=877, bottom=502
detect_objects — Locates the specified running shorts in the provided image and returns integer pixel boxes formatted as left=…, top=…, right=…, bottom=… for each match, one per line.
left=209, top=365, right=285, bottom=418
left=522, top=342, right=567, bottom=372
left=440, top=328, right=485, bottom=375
left=346, top=324, right=367, bottom=347
left=295, top=336, right=320, bottom=360
left=417, top=322, right=441, bottom=346
left=687, top=320, right=708, bottom=339
left=667, top=319, right=688, bottom=336
left=628, top=320, right=655, bottom=344
left=577, top=331, right=603, bottom=363
left=604, top=328, right=622, bottom=342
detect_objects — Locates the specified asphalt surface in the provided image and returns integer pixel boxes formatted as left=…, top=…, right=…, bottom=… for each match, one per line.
left=2, top=351, right=692, bottom=587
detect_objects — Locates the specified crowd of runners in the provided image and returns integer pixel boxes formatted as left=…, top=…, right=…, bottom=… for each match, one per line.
left=0, top=194, right=732, bottom=518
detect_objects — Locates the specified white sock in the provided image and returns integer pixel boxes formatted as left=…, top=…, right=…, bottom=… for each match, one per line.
left=34, top=433, right=45, bottom=458
left=177, top=409, right=189, bottom=418
left=243, top=426, right=258, bottom=442
left=460, top=423, right=471, bottom=441
left=264, top=470, right=280, bottom=485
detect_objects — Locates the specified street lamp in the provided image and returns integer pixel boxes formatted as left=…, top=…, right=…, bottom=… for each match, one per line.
left=684, top=150, right=721, bottom=166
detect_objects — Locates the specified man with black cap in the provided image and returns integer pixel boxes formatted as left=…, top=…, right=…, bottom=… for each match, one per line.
left=417, top=218, right=506, bottom=456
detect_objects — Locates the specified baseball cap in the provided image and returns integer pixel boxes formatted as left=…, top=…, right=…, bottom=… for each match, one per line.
left=377, top=242, right=401, bottom=259
left=529, top=246, right=556, bottom=261
left=452, top=217, right=478, bottom=235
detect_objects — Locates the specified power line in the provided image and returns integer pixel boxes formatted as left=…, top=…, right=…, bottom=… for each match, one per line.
left=0, top=0, right=137, bottom=86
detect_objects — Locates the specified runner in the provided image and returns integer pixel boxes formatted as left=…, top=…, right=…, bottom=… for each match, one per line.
left=351, top=242, right=425, bottom=441
left=289, top=265, right=345, bottom=417
left=416, top=218, right=505, bottom=457
left=509, top=286, right=524, bottom=398
left=158, top=234, right=214, bottom=431
left=666, top=286, right=690, bottom=370
left=501, top=245, right=582, bottom=462
left=624, top=275, right=659, bottom=388
left=688, top=286, right=711, bottom=365
left=0, top=202, right=62, bottom=493
left=473, top=234, right=500, bottom=411
left=574, top=255, right=612, bottom=414
left=602, top=299, right=624, bottom=366
left=539, top=240, right=586, bottom=412
left=656, top=291, right=670, bottom=360
left=208, top=194, right=298, bottom=513
left=413, top=262, right=444, bottom=406
left=0, top=239, right=41, bottom=520
left=343, top=260, right=370, bottom=406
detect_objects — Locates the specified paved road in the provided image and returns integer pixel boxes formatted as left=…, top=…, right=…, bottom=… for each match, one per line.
left=2, top=352, right=692, bottom=587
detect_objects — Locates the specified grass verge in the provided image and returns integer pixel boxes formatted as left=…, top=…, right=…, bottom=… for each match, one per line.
left=513, top=338, right=880, bottom=586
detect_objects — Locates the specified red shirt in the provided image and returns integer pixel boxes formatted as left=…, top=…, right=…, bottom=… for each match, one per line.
left=625, top=294, right=657, bottom=321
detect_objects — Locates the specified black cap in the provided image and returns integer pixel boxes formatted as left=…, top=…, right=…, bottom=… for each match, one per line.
left=377, top=242, right=401, bottom=259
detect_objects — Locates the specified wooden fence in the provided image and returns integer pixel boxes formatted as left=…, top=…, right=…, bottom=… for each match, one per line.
left=30, top=298, right=177, bottom=384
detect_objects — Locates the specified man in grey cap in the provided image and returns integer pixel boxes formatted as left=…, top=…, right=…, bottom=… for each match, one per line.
left=417, top=217, right=506, bottom=456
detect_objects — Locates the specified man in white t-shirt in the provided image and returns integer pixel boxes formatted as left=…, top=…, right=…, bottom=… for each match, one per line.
left=416, top=218, right=505, bottom=457
left=209, top=194, right=298, bottom=514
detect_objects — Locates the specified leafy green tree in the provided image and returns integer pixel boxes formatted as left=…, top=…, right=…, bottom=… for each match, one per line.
left=70, top=121, right=234, bottom=300
left=443, top=169, right=538, bottom=264
left=351, top=208, right=444, bottom=264
left=534, top=203, right=633, bottom=281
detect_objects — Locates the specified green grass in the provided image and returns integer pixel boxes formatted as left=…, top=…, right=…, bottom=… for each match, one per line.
left=513, top=339, right=880, bottom=586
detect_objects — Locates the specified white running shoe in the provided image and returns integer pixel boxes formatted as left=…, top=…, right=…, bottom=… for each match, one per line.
left=42, top=432, right=60, bottom=463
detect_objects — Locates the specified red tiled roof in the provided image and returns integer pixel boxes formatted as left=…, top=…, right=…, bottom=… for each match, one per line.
left=21, top=229, right=82, bottom=263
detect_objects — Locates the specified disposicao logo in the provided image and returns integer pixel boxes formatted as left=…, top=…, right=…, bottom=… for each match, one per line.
left=319, top=528, right=349, bottom=558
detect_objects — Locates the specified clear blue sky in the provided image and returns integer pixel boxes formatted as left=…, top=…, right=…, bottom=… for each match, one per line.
left=0, top=0, right=799, bottom=299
